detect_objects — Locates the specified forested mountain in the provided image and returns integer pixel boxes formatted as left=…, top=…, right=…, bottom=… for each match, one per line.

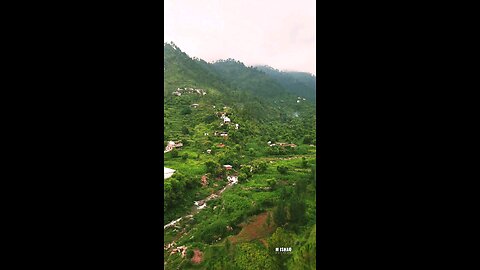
left=255, top=65, right=316, bottom=102
left=163, top=42, right=316, bottom=270
left=164, top=42, right=316, bottom=141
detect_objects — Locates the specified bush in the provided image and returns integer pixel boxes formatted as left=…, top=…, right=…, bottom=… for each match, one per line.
left=205, top=161, right=219, bottom=174
left=182, top=153, right=189, bottom=160
left=187, top=249, right=194, bottom=259
left=181, top=107, right=192, bottom=115
left=256, top=161, right=268, bottom=173
left=238, top=172, right=248, bottom=182
left=277, top=166, right=288, bottom=174
left=266, top=179, right=276, bottom=189
left=303, top=135, right=313, bottom=144
left=171, top=149, right=179, bottom=158
left=302, top=157, right=308, bottom=168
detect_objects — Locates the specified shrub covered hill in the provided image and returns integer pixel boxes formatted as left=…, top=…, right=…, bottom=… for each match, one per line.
left=163, top=42, right=316, bottom=270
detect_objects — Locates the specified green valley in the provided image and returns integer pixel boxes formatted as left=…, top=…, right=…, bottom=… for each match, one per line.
left=163, top=42, right=317, bottom=270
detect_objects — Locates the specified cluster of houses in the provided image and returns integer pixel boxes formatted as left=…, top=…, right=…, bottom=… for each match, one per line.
left=297, top=96, right=307, bottom=103
left=172, top=87, right=206, bottom=96
left=169, top=245, right=188, bottom=257
left=165, top=141, right=183, bottom=152
left=164, top=241, right=176, bottom=250
left=267, top=141, right=297, bottom=148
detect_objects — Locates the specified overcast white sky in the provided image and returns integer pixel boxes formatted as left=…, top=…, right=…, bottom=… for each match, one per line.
left=164, top=0, right=316, bottom=75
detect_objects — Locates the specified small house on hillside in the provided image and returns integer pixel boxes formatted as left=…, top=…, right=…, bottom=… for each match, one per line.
left=201, top=175, right=208, bottom=186
left=165, top=141, right=183, bottom=152
left=165, top=141, right=175, bottom=152
left=235, top=124, right=239, bottom=129
left=191, top=104, right=199, bottom=108
left=175, top=142, right=183, bottom=148
left=224, top=117, right=231, bottom=123
left=272, top=142, right=297, bottom=148
left=217, top=143, right=225, bottom=148
left=164, top=167, right=176, bottom=180
left=223, top=165, right=232, bottom=170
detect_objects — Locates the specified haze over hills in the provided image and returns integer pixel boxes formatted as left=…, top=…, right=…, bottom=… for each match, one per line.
left=163, top=42, right=316, bottom=143
left=164, top=42, right=316, bottom=103
left=255, top=65, right=316, bottom=102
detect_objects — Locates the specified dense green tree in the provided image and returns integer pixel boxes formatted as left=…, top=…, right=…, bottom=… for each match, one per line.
left=266, top=179, right=276, bottom=189
left=181, top=126, right=190, bottom=135
left=303, top=135, right=313, bottom=144
left=277, top=165, right=288, bottom=174
left=289, top=198, right=306, bottom=226
left=205, top=160, right=219, bottom=174
left=288, top=225, right=316, bottom=270
left=224, top=238, right=231, bottom=252
left=268, top=227, right=294, bottom=268
left=273, top=201, right=287, bottom=226
left=233, top=243, right=275, bottom=270
left=302, top=157, right=308, bottom=168
left=181, top=106, right=192, bottom=115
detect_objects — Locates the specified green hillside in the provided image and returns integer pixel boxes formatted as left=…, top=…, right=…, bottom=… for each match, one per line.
left=163, top=42, right=316, bottom=270
left=255, top=65, right=316, bottom=102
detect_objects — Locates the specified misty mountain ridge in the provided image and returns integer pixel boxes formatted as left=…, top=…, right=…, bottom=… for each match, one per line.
left=164, top=42, right=316, bottom=103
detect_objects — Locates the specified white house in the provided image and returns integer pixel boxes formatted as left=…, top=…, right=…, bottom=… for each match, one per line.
left=224, top=117, right=231, bottom=123
left=165, top=141, right=175, bottom=152
left=235, top=124, right=239, bottom=129
left=164, top=167, right=176, bottom=179
left=227, top=175, right=238, bottom=184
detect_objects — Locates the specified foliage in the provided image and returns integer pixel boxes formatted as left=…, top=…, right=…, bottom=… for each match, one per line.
left=268, top=227, right=295, bottom=268
left=273, top=201, right=287, bottom=226
left=288, top=225, right=316, bottom=270
left=170, top=149, right=179, bottom=158
left=233, top=242, right=276, bottom=270
left=277, top=165, right=288, bottom=174
left=205, top=160, right=219, bottom=174
left=302, top=157, right=308, bottom=168
left=181, top=106, right=192, bottom=115
left=303, top=135, right=313, bottom=144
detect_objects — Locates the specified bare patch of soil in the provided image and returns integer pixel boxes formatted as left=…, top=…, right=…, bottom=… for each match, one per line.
left=191, top=249, right=203, bottom=264
left=229, top=212, right=276, bottom=244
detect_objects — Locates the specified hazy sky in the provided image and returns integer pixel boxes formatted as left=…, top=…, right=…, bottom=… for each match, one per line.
left=164, top=0, right=316, bottom=75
